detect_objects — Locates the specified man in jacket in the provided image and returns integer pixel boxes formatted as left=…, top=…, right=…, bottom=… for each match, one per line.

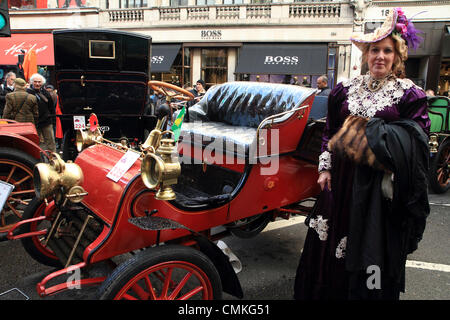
left=2, top=78, right=38, bottom=125
left=27, top=73, right=56, bottom=152
left=316, top=75, right=332, bottom=96
left=0, top=72, right=17, bottom=116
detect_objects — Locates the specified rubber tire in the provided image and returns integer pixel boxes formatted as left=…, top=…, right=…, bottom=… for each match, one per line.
left=228, top=213, right=271, bottom=239
left=429, top=138, right=450, bottom=194
left=98, top=245, right=222, bottom=300
left=0, top=147, right=38, bottom=232
left=19, top=197, right=62, bottom=268
left=0, top=147, right=37, bottom=175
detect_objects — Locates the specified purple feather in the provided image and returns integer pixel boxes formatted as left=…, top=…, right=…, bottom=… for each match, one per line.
left=404, top=20, right=423, bottom=51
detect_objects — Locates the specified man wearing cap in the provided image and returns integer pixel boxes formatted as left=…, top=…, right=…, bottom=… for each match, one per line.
left=2, top=78, right=38, bottom=125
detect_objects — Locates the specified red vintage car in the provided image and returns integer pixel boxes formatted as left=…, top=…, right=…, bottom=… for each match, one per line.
left=8, top=81, right=325, bottom=300
left=0, top=120, right=46, bottom=240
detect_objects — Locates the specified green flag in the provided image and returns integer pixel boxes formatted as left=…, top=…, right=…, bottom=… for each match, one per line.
left=171, top=106, right=186, bottom=142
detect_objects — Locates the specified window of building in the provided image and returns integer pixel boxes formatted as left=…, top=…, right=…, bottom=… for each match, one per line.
left=196, top=0, right=216, bottom=5
left=170, top=0, right=188, bottom=6
left=250, top=0, right=272, bottom=4
left=223, top=0, right=243, bottom=4
left=119, top=0, right=148, bottom=8
left=201, top=48, right=228, bottom=88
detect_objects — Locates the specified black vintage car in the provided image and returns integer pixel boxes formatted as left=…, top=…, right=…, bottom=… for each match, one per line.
left=54, top=29, right=156, bottom=160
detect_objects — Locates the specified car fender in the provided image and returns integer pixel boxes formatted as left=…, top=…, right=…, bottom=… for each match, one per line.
left=0, top=133, right=44, bottom=160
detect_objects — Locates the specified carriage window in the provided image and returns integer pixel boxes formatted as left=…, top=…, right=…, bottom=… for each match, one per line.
left=89, top=40, right=116, bottom=59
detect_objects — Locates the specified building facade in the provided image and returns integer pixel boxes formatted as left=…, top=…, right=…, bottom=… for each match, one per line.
left=3, top=0, right=450, bottom=94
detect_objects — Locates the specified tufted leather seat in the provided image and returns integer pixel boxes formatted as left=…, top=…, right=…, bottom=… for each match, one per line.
left=179, top=82, right=316, bottom=158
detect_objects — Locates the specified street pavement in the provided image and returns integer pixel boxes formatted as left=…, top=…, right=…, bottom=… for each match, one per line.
left=0, top=192, right=448, bottom=301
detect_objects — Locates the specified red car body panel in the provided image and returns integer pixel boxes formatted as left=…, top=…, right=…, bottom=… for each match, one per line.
left=74, top=98, right=320, bottom=264
left=0, top=122, right=42, bottom=159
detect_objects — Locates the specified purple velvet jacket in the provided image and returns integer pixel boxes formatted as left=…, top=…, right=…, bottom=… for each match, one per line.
left=320, top=77, right=431, bottom=159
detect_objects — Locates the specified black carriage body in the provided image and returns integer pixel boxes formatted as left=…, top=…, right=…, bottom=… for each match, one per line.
left=54, top=29, right=154, bottom=145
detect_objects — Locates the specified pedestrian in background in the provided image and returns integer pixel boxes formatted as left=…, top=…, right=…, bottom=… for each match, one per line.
left=45, top=84, right=63, bottom=150
left=27, top=73, right=56, bottom=152
left=0, top=72, right=17, bottom=117
left=316, top=75, right=332, bottom=96
left=2, top=78, right=38, bottom=125
left=294, top=8, right=430, bottom=300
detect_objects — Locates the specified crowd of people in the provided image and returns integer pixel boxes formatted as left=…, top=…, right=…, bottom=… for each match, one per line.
left=0, top=72, right=59, bottom=152
left=0, top=6, right=442, bottom=301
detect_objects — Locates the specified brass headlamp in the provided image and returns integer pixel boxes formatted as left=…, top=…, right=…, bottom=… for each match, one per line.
left=140, top=104, right=181, bottom=202
left=429, top=134, right=439, bottom=153
left=34, top=153, right=87, bottom=203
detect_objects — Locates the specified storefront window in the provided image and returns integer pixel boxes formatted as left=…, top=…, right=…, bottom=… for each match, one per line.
left=201, top=48, right=227, bottom=88
left=151, top=47, right=191, bottom=89
left=327, top=46, right=338, bottom=89
left=170, top=0, right=188, bottom=6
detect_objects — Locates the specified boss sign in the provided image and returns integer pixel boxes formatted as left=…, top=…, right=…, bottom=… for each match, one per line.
left=264, top=56, right=299, bottom=65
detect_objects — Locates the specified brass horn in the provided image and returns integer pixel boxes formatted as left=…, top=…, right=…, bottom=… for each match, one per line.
left=34, top=153, right=86, bottom=202
left=76, top=127, right=102, bottom=152
left=141, top=137, right=181, bottom=201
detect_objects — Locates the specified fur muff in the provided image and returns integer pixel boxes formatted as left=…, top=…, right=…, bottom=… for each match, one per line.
left=328, top=115, right=386, bottom=171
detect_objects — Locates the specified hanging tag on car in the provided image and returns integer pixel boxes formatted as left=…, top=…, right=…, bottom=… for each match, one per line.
left=73, top=116, right=86, bottom=130
left=106, top=150, right=140, bottom=182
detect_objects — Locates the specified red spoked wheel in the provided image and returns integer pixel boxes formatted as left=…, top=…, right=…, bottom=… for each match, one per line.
left=98, top=245, right=222, bottom=300
left=429, top=138, right=450, bottom=194
left=19, top=197, right=61, bottom=267
left=0, top=148, right=37, bottom=234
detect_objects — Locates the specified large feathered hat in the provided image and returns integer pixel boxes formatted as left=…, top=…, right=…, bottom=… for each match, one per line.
left=350, top=8, right=423, bottom=51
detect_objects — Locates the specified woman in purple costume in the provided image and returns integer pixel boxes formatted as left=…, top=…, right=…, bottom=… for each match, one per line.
left=294, top=8, right=431, bottom=300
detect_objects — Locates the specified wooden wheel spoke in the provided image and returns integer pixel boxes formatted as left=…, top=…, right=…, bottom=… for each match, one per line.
left=11, top=189, right=35, bottom=196
left=1, top=210, right=5, bottom=226
left=121, top=293, right=138, bottom=300
left=144, top=275, right=157, bottom=300
left=9, top=197, right=30, bottom=205
left=5, top=165, right=16, bottom=183
left=161, top=267, right=174, bottom=298
left=131, top=282, right=149, bottom=300
left=6, top=202, right=22, bottom=219
left=168, top=271, right=193, bottom=300
left=14, top=175, right=32, bottom=185
left=178, top=286, right=204, bottom=300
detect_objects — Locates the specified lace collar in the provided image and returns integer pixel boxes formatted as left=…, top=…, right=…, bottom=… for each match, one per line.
left=342, top=75, right=416, bottom=118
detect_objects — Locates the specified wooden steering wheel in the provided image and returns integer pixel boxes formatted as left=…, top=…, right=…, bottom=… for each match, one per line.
left=148, top=81, right=194, bottom=102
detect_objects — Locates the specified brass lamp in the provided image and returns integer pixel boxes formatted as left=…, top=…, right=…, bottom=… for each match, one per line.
left=34, top=153, right=87, bottom=202
left=141, top=138, right=181, bottom=200
left=429, top=134, right=439, bottom=153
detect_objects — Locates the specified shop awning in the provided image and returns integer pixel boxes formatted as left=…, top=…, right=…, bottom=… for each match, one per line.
left=235, top=44, right=328, bottom=75
left=151, top=44, right=181, bottom=73
left=0, top=33, right=54, bottom=65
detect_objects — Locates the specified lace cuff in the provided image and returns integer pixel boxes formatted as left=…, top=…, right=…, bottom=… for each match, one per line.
left=318, top=151, right=331, bottom=172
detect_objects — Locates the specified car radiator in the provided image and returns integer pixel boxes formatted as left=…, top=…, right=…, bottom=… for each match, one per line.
left=46, top=205, right=104, bottom=268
